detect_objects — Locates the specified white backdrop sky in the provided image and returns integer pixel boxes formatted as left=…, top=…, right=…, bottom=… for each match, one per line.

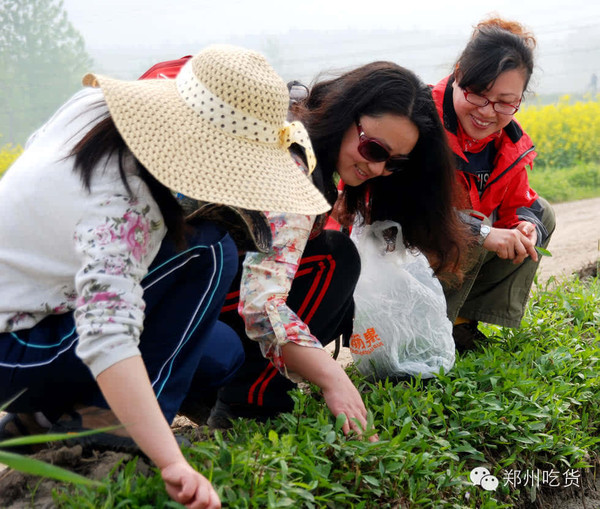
left=61, top=0, right=600, bottom=95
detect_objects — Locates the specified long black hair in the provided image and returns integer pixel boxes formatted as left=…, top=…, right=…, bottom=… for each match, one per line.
left=455, top=17, right=536, bottom=94
left=70, top=108, right=186, bottom=247
left=294, top=61, right=468, bottom=278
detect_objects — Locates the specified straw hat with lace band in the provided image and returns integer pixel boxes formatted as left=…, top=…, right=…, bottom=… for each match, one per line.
left=82, top=44, right=329, bottom=216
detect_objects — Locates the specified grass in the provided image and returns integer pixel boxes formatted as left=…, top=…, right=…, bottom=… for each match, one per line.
left=529, top=163, right=600, bottom=203
left=50, top=273, right=600, bottom=508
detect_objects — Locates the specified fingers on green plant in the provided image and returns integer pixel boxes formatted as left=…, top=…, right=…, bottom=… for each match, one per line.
left=366, top=409, right=375, bottom=430
left=350, top=416, right=365, bottom=434
left=334, top=413, right=347, bottom=432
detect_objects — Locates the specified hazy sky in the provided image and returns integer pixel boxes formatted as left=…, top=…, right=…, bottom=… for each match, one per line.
left=61, top=0, right=600, bottom=95
left=62, top=0, right=599, bottom=45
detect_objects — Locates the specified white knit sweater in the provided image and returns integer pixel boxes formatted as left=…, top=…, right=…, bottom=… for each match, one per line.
left=0, top=89, right=166, bottom=377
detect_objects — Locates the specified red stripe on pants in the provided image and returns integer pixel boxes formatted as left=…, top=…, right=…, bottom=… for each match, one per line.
left=243, top=254, right=337, bottom=406
left=247, top=363, right=276, bottom=405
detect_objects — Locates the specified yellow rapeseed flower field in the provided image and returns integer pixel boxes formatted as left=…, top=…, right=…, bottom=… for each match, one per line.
left=517, top=96, right=600, bottom=168
left=0, top=142, right=22, bottom=178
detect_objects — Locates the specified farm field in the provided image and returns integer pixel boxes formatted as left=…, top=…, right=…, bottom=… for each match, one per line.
left=1, top=96, right=599, bottom=508
left=1, top=200, right=599, bottom=508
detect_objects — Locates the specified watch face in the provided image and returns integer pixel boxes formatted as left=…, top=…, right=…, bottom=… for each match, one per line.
left=480, top=224, right=491, bottom=237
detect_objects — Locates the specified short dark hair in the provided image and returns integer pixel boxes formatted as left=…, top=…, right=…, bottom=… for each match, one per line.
left=295, top=61, right=468, bottom=278
left=455, top=17, right=536, bottom=94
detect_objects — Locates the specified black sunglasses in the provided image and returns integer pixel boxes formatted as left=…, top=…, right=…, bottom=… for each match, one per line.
left=355, top=120, right=410, bottom=173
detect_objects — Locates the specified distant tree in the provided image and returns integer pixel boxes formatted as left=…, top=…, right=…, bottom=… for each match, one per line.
left=0, top=0, right=92, bottom=144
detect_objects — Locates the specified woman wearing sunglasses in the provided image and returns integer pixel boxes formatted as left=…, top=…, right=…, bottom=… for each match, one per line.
left=204, top=61, right=467, bottom=437
left=431, top=18, right=555, bottom=351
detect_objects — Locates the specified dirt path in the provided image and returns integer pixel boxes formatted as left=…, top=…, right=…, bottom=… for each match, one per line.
left=1, top=197, right=599, bottom=508
left=536, top=196, right=600, bottom=282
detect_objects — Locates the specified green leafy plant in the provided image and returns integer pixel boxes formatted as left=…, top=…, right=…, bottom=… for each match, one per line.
left=35, top=275, right=600, bottom=507
left=535, top=247, right=552, bottom=257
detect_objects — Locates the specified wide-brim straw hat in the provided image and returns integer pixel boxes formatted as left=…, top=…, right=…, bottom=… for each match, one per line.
left=82, top=44, right=330, bottom=215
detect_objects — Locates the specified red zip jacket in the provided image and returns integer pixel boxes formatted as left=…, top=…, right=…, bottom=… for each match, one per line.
left=432, top=76, right=548, bottom=241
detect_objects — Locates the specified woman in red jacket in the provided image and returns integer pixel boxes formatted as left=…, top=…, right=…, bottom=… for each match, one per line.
left=431, top=18, right=555, bottom=351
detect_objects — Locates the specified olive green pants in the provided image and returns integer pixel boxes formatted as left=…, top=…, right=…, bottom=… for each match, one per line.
left=444, top=198, right=556, bottom=328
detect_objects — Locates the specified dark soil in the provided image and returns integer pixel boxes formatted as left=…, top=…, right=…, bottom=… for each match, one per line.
left=577, top=261, right=599, bottom=280
left=0, top=446, right=152, bottom=509
left=0, top=418, right=205, bottom=508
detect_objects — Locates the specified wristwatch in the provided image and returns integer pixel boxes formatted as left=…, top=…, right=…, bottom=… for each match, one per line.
left=479, top=223, right=491, bottom=245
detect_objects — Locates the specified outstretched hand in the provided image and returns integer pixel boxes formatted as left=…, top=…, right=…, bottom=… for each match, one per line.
left=321, top=373, right=379, bottom=442
left=95, top=356, right=221, bottom=509
left=280, top=342, right=378, bottom=442
left=162, top=461, right=221, bottom=509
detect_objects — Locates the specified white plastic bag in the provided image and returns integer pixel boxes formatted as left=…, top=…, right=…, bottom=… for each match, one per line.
left=349, top=220, right=455, bottom=380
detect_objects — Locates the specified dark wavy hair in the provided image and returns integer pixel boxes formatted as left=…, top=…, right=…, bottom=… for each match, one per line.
left=455, top=17, right=536, bottom=94
left=294, top=61, right=469, bottom=278
left=70, top=107, right=186, bottom=248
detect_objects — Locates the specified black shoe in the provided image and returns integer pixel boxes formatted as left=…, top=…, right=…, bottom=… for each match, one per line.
left=207, top=399, right=236, bottom=429
left=452, top=321, right=487, bottom=353
left=49, top=410, right=190, bottom=452
left=207, top=398, right=290, bottom=429
left=178, top=391, right=218, bottom=427
left=0, top=412, right=48, bottom=454
left=49, top=411, right=140, bottom=453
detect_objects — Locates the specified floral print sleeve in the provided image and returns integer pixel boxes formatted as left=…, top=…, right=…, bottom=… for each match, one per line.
left=239, top=209, right=322, bottom=382
left=73, top=191, right=165, bottom=378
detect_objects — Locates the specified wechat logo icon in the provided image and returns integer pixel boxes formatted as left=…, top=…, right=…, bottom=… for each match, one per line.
left=470, top=467, right=499, bottom=491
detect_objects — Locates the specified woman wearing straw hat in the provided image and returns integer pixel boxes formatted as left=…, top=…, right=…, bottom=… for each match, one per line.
left=209, top=61, right=469, bottom=438
left=0, top=45, right=328, bottom=508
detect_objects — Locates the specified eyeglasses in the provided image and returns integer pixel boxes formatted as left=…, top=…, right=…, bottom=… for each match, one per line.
left=462, top=89, right=521, bottom=115
left=355, top=121, right=410, bottom=173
